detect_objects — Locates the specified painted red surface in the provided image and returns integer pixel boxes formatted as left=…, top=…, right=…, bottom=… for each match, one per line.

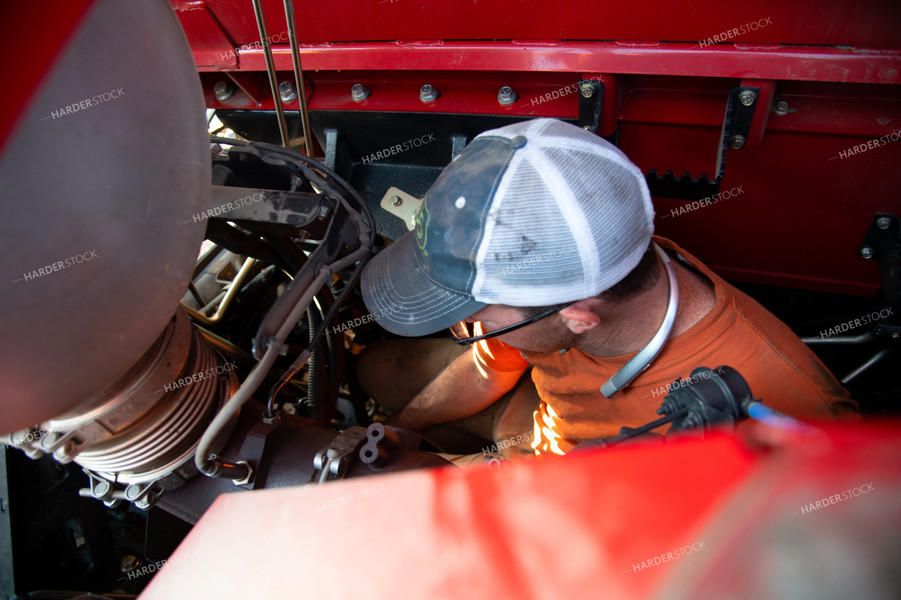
left=140, top=422, right=901, bottom=599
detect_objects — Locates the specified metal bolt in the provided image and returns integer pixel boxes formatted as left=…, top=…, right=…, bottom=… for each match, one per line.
left=278, top=81, right=297, bottom=103
left=121, top=555, right=138, bottom=572
left=729, top=135, right=746, bottom=149
left=497, top=85, right=518, bottom=105
left=860, top=247, right=874, bottom=259
left=774, top=100, right=789, bottom=115
left=390, top=196, right=402, bottom=206
left=351, top=83, right=371, bottom=102
left=419, top=84, right=439, bottom=103
left=877, top=217, right=891, bottom=229
left=738, top=90, right=757, bottom=107
left=213, top=81, right=234, bottom=102
left=580, top=82, right=594, bottom=98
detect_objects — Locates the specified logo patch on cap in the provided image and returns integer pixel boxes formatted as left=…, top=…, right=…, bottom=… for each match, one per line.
left=414, top=198, right=431, bottom=256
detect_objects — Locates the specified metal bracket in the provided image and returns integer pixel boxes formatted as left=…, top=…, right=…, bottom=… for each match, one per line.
left=380, top=187, right=423, bottom=231
left=312, top=426, right=369, bottom=482
left=715, top=86, right=761, bottom=178
left=578, top=79, right=604, bottom=133
left=233, top=413, right=283, bottom=489
left=858, top=213, right=900, bottom=311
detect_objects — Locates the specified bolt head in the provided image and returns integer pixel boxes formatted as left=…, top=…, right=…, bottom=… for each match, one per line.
left=860, top=247, right=874, bottom=259
left=351, top=83, right=370, bottom=102
left=419, top=84, right=438, bottom=103
left=738, top=90, right=757, bottom=107
left=213, top=81, right=234, bottom=102
left=774, top=100, right=789, bottom=114
left=580, top=82, right=594, bottom=98
left=278, top=81, right=297, bottom=103
left=729, top=135, right=746, bottom=149
left=497, top=85, right=517, bottom=105
left=391, top=196, right=402, bottom=206
left=877, top=217, right=891, bottom=229
left=121, top=555, right=138, bottom=572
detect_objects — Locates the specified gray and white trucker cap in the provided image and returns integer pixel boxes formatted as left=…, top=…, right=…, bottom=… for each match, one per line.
left=361, top=118, right=655, bottom=337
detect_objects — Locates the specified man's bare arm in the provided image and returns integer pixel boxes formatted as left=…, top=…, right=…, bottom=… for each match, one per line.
left=387, top=348, right=526, bottom=431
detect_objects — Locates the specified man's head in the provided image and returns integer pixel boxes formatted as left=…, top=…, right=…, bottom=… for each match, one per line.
left=361, top=118, right=655, bottom=341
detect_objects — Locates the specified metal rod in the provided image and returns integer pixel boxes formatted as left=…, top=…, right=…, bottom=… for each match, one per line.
left=842, top=347, right=892, bottom=384
left=801, top=331, right=874, bottom=345
left=251, top=0, right=290, bottom=148
left=284, top=0, right=314, bottom=156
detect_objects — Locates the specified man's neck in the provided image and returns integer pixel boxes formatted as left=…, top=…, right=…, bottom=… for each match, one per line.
left=572, top=255, right=717, bottom=358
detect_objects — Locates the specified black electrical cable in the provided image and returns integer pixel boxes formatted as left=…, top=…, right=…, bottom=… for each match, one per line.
left=220, top=137, right=376, bottom=418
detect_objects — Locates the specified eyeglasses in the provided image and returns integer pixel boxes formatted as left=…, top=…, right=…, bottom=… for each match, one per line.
left=448, top=306, right=563, bottom=345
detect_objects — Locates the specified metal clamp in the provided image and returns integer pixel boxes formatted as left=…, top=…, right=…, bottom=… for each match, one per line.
left=312, top=426, right=369, bottom=482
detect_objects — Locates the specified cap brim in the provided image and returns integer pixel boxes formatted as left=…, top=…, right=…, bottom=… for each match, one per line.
left=361, top=232, right=486, bottom=337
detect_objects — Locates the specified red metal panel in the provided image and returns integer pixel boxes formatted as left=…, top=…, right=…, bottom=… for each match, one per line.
left=0, top=0, right=96, bottom=158
left=140, top=422, right=901, bottom=599
left=174, top=0, right=901, bottom=48
left=197, top=42, right=901, bottom=85
left=171, top=1, right=238, bottom=69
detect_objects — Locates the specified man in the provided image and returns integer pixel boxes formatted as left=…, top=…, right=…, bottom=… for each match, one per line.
left=358, top=118, right=857, bottom=458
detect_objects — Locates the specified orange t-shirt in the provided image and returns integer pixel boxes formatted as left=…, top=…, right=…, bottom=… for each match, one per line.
left=475, top=237, right=858, bottom=455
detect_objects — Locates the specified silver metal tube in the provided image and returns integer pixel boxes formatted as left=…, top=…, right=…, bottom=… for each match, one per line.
left=841, top=347, right=891, bottom=384
left=251, top=0, right=290, bottom=148
left=801, top=331, right=874, bottom=345
left=284, top=0, right=314, bottom=156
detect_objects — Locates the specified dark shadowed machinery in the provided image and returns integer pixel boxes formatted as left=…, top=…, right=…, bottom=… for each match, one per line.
left=0, top=0, right=899, bottom=598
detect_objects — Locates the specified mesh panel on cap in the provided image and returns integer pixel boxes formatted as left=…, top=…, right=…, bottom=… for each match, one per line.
left=471, top=119, right=653, bottom=306
left=472, top=156, right=585, bottom=305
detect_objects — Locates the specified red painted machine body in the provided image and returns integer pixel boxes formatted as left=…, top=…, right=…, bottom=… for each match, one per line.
left=170, top=0, right=901, bottom=296
left=141, top=421, right=901, bottom=599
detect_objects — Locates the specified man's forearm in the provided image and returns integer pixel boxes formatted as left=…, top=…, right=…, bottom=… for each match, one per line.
left=388, top=349, right=525, bottom=431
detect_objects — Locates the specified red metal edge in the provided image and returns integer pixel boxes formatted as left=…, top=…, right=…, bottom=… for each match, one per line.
left=198, top=42, right=901, bottom=86
left=0, top=0, right=97, bottom=160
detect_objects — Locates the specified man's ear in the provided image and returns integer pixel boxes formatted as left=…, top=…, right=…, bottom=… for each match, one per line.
left=559, top=298, right=602, bottom=334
